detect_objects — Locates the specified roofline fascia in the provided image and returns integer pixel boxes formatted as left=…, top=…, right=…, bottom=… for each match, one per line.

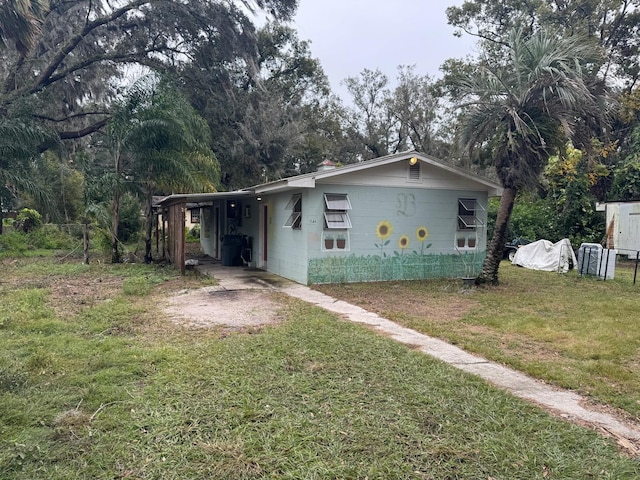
left=250, top=151, right=502, bottom=195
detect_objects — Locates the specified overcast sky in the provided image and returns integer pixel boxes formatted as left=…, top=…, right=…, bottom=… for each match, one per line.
left=293, top=1, right=477, bottom=102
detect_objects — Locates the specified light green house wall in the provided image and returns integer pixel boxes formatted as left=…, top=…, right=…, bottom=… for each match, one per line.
left=264, top=186, right=488, bottom=285
left=195, top=153, right=496, bottom=285
left=265, top=191, right=310, bottom=284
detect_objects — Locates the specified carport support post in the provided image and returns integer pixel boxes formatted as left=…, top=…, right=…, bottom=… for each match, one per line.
left=634, top=251, right=639, bottom=286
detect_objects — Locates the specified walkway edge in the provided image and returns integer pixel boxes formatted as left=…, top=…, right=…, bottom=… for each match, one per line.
left=282, top=284, right=640, bottom=447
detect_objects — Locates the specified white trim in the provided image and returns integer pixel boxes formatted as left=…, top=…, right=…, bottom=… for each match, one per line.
left=323, top=193, right=352, bottom=210
left=323, top=212, right=352, bottom=229
left=283, top=211, right=301, bottom=229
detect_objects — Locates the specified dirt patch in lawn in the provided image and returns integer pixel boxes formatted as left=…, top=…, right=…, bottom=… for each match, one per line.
left=315, top=281, right=479, bottom=322
left=164, top=287, right=285, bottom=329
left=47, top=275, right=124, bottom=318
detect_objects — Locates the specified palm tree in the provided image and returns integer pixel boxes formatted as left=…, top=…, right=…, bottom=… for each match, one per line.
left=0, top=119, right=56, bottom=233
left=105, top=76, right=219, bottom=263
left=126, top=83, right=219, bottom=263
left=455, top=28, right=609, bottom=285
left=0, top=0, right=48, bottom=54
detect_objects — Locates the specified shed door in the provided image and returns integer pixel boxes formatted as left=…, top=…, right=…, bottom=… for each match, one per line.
left=630, top=213, right=640, bottom=252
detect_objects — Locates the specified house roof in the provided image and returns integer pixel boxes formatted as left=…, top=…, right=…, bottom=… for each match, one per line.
left=248, top=150, right=502, bottom=196
left=156, top=151, right=503, bottom=206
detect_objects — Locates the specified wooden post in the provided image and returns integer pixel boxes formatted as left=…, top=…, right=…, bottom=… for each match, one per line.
left=83, top=220, right=90, bottom=265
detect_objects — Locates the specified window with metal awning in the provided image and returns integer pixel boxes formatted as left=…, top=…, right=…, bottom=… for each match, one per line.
left=323, top=193, right=352, bottom=229
left=457, top=198, right=484, bottom=231
left=283, top=193, right=302, bottom=229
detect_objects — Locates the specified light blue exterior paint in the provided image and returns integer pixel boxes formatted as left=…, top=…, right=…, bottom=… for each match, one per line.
left=265, top=190, right=309, bottom=284
left=257, top=185, right=488, bottom=285
left=192, top=152, right=497, bottom=285
left=302, top=185, right=487, bottom=284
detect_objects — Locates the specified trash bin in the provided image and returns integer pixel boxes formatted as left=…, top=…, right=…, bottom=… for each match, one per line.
left=577, top=243, right=616, bottom=279
left=221, top=235, right=244, bottom=266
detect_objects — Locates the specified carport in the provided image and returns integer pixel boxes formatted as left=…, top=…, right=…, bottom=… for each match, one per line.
left=156, top=191, right=253, bottom=274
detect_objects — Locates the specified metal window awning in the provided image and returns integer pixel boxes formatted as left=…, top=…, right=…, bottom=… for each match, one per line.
left=324, top=212, right=352, bottom=229
left=324, top=193, right=352, bottom=211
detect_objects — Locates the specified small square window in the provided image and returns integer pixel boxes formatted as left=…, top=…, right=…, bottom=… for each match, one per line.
left=324, top=212, right=352, bottom=229
left=285, top=193, right=302, bottom=211
left=284, top=211, right=302, bottom=229
left=324, top=193, right=352, bottom=210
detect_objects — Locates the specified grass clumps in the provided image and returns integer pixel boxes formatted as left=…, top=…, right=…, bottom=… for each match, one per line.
left=317, top=262, right=640, bottom=421
left=0, top=257, right=639, bottom=478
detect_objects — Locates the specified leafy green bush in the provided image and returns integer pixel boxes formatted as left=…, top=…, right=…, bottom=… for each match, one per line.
left=27, top=225, right=77, bottom=250
left=610, top=161, right=640, bottom=201
left=0, top=225, right=78, bottom=255
left=186, top=224, right=200, bottom=242
left=0, top=232, right=28, bottom=255
left=13, top=208, right=42, bottom=233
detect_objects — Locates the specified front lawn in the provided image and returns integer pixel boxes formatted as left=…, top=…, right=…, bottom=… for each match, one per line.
left=316, top=261, right=640, bottom=422
left=1, top=257, right=638, bottom=478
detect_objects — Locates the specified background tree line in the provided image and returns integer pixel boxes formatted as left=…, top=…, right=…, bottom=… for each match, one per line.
left=1, top=0, right=639, bottom=280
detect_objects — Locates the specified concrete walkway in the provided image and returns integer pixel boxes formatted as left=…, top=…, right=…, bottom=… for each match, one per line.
left=196, top=261, right=640, bottom=453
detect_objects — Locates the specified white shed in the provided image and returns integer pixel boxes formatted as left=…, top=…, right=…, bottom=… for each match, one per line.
left=605, top=201, right=640, bottom=259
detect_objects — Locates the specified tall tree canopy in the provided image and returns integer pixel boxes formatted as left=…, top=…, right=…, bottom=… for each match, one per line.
left=455, top=27, right=609, bottom=284
left=447, top=0, right=640, bottom=88
left=342, top=66, right=447, bottom=161
left=182, top=22, right=335, bottom=189
left=0, top=0, right=297, bottom=145
left=0, top=0, right=300, bottom=232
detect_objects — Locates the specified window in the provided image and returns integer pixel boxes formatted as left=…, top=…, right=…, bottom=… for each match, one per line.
left=323, top=193, right=352, bottom=229
left=457, top=198, right=478, bottom=231
left=190, top=209, right=200, bottom=223
left=283, top=193, right=302, bottom=229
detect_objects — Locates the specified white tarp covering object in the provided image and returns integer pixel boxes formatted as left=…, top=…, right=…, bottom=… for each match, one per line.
left=512, top=239, right=577, bottom=273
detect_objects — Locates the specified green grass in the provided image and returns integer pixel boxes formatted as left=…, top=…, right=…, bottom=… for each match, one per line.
left=317, top=261, right=640, bottom=420
left=1, top=257, right=639, bottom=478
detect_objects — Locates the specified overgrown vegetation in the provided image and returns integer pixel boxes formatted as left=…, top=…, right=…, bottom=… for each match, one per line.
left=1, top=256, right=639, bottom=478
left=0, top=225, right=79, bottom=257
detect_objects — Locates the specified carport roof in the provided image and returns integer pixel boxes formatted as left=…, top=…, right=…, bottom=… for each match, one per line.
left=155, top=190, right=252, bottom=207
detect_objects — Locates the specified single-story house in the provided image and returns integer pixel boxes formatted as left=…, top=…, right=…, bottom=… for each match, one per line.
left=157, top=151, right=503, bottom=283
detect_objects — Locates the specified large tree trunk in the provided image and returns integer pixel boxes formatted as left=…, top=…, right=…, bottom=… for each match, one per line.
left=476, top=186, right=518, bottom=285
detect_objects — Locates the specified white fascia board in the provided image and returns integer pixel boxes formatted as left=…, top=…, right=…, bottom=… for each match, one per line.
left=288, top=177, right=316, bottom=188
left=253, top=177, right=316, bottom=194
left=249, top=150, right=502, bottom=196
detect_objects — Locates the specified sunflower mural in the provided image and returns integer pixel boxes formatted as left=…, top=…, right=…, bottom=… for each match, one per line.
left=375, top=220, right=392, bottom=256
left=398, top=234, right=410, bottom=252
left=416, top=226, right=432, bottom=255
